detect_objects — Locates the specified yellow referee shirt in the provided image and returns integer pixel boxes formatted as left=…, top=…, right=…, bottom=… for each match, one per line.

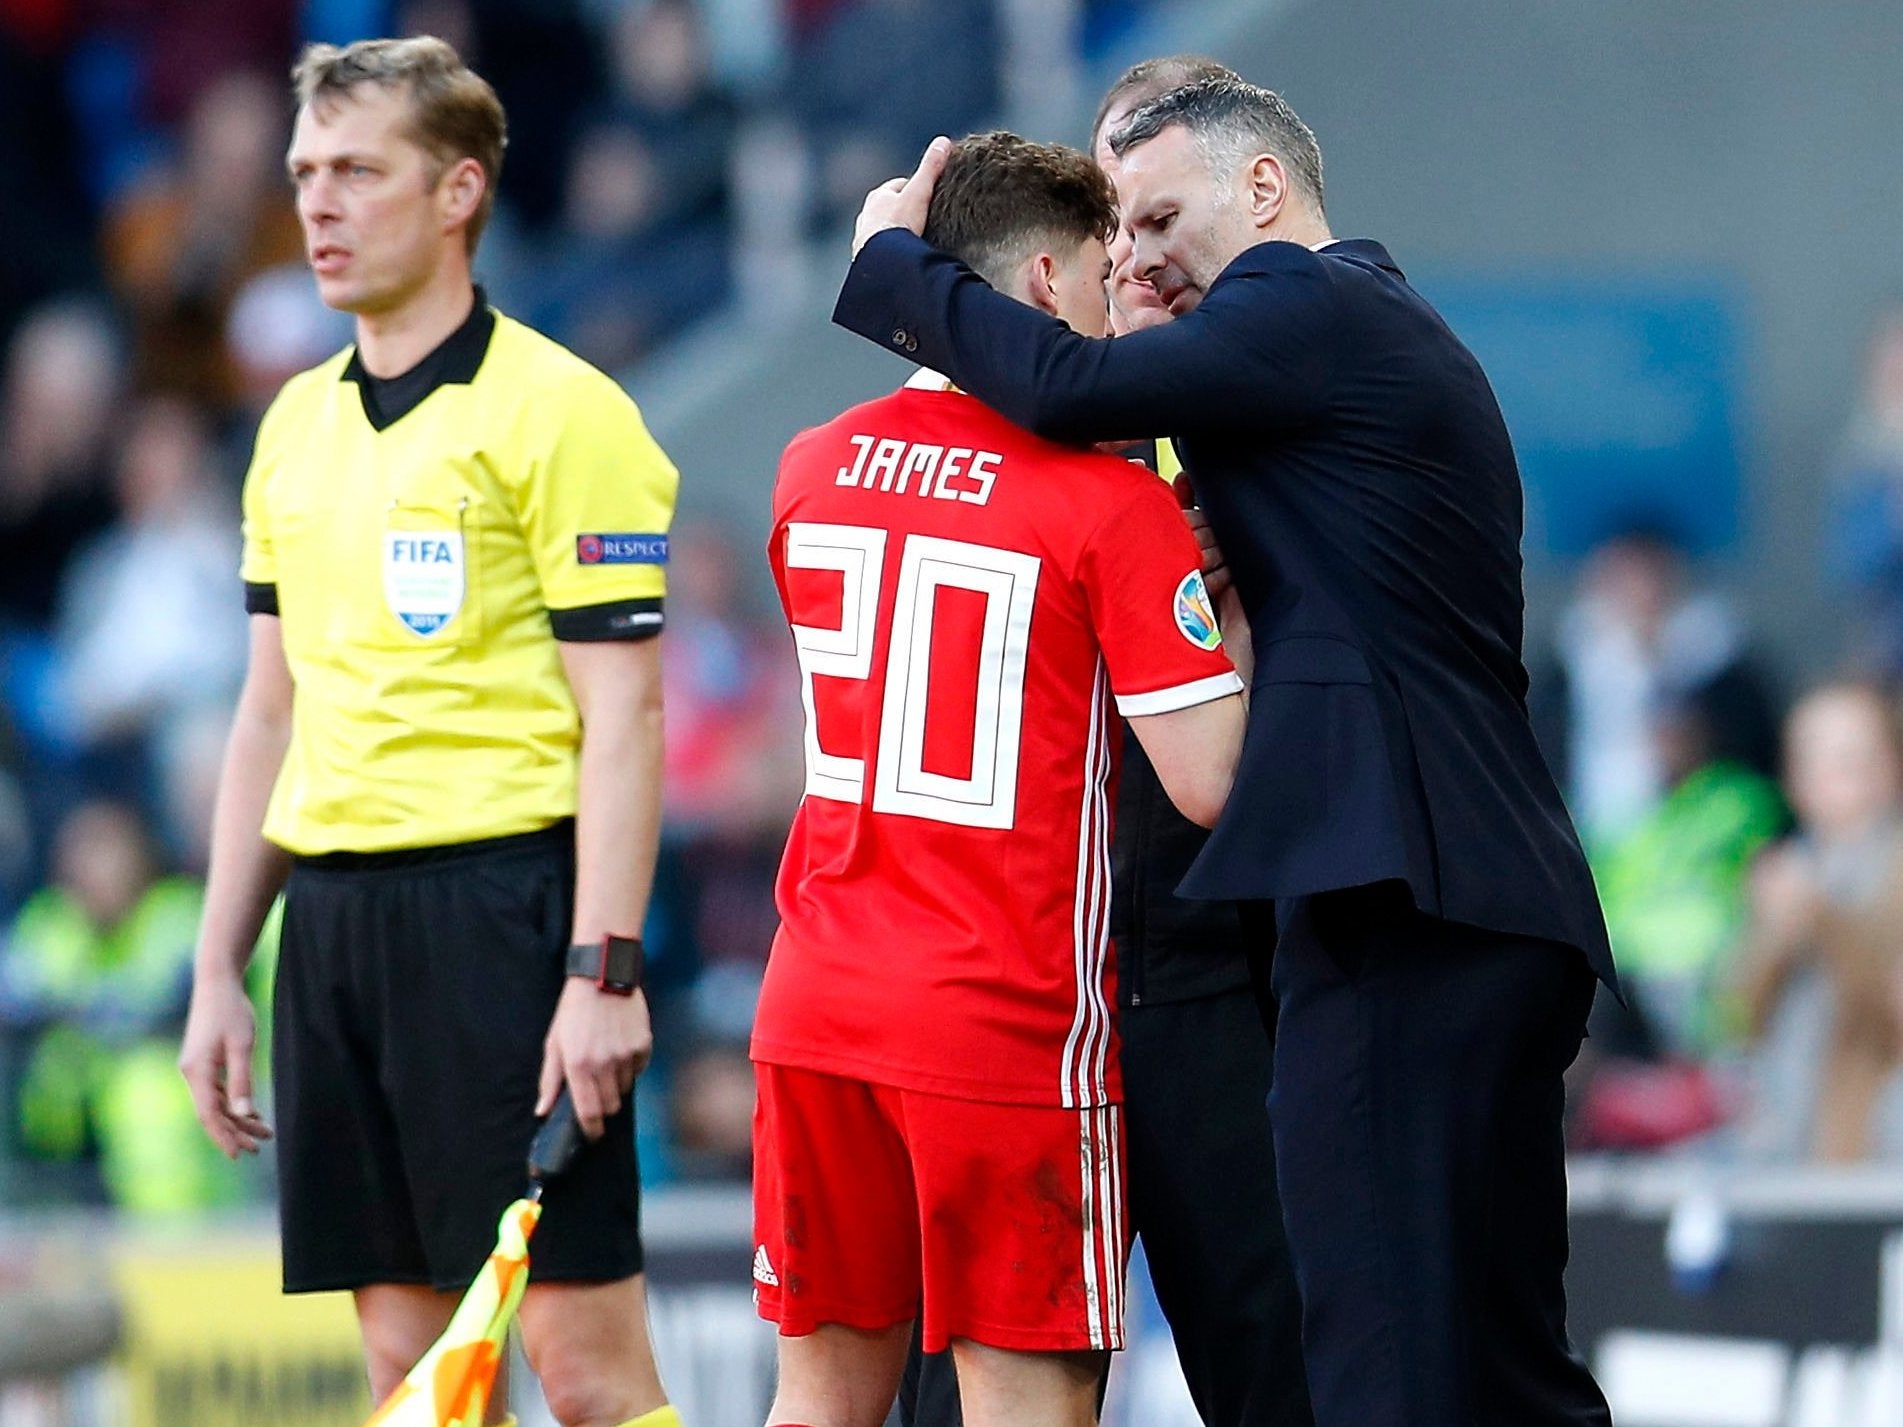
left=1157, top=437, right=1184, bottom=484
left=240, top=299, right=678, bottom=855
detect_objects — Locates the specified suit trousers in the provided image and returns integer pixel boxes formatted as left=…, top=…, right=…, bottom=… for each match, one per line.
left=898, top=982, right=1312, bottom=1427
left=1266, top=885, right=1610, bottom=1427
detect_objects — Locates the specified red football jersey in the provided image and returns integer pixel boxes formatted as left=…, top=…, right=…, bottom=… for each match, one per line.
left=753, top=372, right=1242, bottom=1107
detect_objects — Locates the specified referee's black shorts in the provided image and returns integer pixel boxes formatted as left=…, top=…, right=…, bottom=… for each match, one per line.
left=273, top=821, right=644, bottom=1293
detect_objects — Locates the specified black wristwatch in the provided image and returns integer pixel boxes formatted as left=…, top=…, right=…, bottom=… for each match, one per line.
left=566, top=934, right=644, bottom=995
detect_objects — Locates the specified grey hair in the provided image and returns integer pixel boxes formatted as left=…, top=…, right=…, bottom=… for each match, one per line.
left=1108, top=75, right=1324, bottom=213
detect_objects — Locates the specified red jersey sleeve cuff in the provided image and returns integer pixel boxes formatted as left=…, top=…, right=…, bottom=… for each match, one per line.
left=1114, top=671, right=1244, bottom=717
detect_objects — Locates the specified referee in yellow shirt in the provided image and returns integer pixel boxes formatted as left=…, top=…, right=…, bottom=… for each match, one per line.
left=178, top=38, right=681, bottom=1427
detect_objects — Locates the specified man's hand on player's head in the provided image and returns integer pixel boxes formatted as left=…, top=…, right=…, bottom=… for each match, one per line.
left=851, top=136, right=953, bottom=257
left=537, top=979, right=654, bottom=1139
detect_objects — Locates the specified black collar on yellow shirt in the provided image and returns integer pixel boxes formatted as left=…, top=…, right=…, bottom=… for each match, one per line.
left=341, top=285, right=497, bottom=432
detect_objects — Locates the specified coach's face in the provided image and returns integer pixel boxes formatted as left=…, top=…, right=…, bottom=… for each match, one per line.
left=1118, top=123, right=1281, bottom=316
left=288, top=84, right=483, bottom=315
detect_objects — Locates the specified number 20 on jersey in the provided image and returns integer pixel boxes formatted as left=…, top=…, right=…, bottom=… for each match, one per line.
left=785, top=521, right=1040, bottom=831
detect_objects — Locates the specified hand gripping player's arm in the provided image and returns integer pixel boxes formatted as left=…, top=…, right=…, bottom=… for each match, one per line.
left=1085, top=478, right=1248, bottom=828
left=181, top=613, right=292, bottom=1156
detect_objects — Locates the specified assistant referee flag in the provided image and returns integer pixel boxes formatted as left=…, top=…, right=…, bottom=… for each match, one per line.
left=363, top=1199, right=540, bottom=1426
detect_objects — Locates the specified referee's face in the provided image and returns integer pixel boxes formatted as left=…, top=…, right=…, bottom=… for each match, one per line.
left=288, top=85, right=462, bottom=317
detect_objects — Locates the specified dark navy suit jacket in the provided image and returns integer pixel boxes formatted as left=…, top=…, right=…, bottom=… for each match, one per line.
left=835, top=230, right=1614, bottom=984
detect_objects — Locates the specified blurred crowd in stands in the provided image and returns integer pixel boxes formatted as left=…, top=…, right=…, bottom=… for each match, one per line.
left=4, top=0, right=1903, bottom=1223
left=1537, top=310, right=1903, bottom=1169
left=0, top=0, right=1158, bottom=1215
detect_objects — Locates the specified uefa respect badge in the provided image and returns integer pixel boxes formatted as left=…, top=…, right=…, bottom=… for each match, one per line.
left=576, top=533, right=668, bottom=565
left=1173, top=570, right=1223, bottom=651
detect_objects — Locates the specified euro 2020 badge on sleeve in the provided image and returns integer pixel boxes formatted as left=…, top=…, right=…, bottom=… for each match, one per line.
left=384, top=527, right=466, bottom=637
left=1173, top=570, right=1223, bottom=651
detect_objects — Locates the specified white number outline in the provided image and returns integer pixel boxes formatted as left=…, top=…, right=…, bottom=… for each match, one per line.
left=875, top=535, right=1039, bottom=828
left=785, top=523, right=1039, bottom=829
left=785, top=522, right=887, bottom=803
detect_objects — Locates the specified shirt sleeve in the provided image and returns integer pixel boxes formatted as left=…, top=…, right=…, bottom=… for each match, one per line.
left=239, top=394, right=282, bottom=614
left=1077, top=473, right=1243, bottom=715
left=515, top=370, right=680, bottom=641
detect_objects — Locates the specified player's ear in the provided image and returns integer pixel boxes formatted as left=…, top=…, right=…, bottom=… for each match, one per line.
left=439, top=155, right=486, bottom=232
left=1026, top=251, right=1063, bottom=318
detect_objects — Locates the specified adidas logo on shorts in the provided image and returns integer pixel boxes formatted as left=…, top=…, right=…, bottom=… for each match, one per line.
left=752, top=1245, right=779, bottom=1288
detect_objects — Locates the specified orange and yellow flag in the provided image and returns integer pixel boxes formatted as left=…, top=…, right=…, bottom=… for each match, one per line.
left=363, top=1199, right=541, bottom=1427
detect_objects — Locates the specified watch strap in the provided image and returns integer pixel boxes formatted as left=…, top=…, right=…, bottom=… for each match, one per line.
left=566, top=934, right=643, bottom=994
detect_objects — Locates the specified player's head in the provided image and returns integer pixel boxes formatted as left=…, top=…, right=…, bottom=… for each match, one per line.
left=1107, top=75, right=1326, bottom=316
left=922, top=132, right=1117, bottom=339
left=1089, top=56, right=1236, bottom=335
left=287, top=36, right=507, bottom=315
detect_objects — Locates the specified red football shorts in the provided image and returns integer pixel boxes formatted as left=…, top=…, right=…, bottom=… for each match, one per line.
left=751, top=1062, right=1129, bottom=1353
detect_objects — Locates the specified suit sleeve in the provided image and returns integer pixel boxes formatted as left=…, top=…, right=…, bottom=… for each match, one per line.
left=833, top=230, right=1337, bottom=445
left=1078, top=476, right=1242, bottom=714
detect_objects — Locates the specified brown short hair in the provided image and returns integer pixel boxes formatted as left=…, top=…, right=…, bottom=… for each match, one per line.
left=292, top=36, right=507, bottom=254
left=1090, top=55, right=1235, bottom=152
left=922, top=132, right=1116, bottom=290
left=1110, top=74, right=1325, bottom=214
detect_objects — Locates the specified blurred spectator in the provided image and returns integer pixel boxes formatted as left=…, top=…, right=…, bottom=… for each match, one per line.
left=1825, top=308, right=1903, bottom=675
left=998, top=0, right=1082, bottom=141
left=1079, top=0, right=1149, bottom=55
left=85, top=0, right=296, bottom=131
left=0, top=299, right=121, bottom=636
left=666, top=1039, right=755, bottom=1182
left=155, top=706, right=230, bottom=881
left=1534, top=527, right=1782, bottom=849
left=601, top=0, right=737, bottom=233
left=727, top=111, right=816, bottom=319
left=0, top=716, right=29, bottom=916
left=101, top=69, right=304, bottom=409
left=783, top=0, right=854, bottom=41
left=647, top=520, right=800, bottom=1058
left=306, top=0, right=397, bottom=48
left=50, top=394, right=247, bottom=839
left=395, top=0, right=475, bottom=59
left=660, top=519, right=801, bottom=838
left=0, top=800, right=254, bottom=1213
left=1591, top=691, right=1789, bottom=1061
left=461, top=0, right=605, bottom=229
left=787, top=0, right=999, bottom=227
left=1736, top=683, right=1903, bottom=1163
left=525, top=116, right=732, bottom=372
left=523, top=1, right=738, bottom=370
left=693, top=0, right=785, bottom=93
left=224, top=262, right=355, bottom=421
left=0, top=9, right=98, bottom=335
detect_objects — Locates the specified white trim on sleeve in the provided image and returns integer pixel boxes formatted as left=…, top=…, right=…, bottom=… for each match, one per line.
left=1114, top=670, right=1245, bottom=717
